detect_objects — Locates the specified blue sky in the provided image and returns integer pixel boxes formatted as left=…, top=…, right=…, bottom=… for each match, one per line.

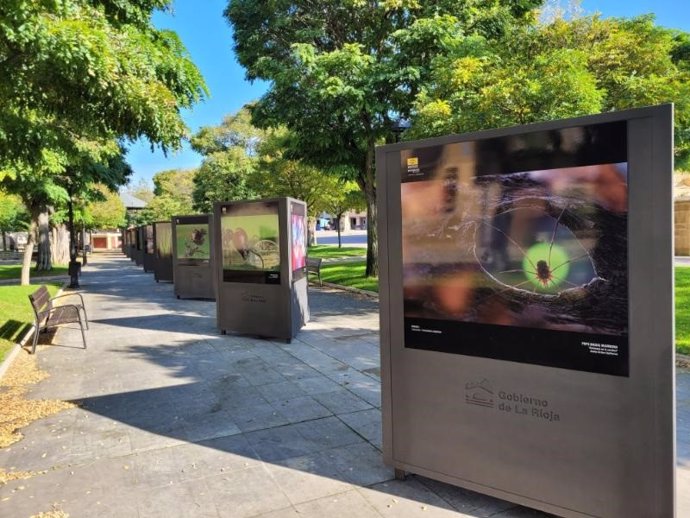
left=125, top=0, right=690, bottom=186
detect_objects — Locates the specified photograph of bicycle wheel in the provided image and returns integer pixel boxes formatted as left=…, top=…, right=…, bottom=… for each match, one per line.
left=220, top=213, right=280, bottom=272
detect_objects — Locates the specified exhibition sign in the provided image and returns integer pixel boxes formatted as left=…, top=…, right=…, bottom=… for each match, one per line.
left=377, top=105, right=674, bottom=518
left=153, top=221, right=173, bottom=283
left=172, top=214, right=215, bottom=299
left=214, top=198, right=309, bottom=341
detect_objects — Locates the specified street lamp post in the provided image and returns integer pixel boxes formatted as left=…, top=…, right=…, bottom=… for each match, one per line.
left=67, top=194, right=80, bottom=288
left=391, top=118, right=411, bottom=143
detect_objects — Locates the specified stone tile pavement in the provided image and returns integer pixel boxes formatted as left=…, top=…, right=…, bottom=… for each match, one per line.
left=0, top=253, right=688, bottom=518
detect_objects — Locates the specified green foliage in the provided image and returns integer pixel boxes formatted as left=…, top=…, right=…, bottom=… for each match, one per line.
left=226, top=0, right=543, bottom=276
left=85, top=184, right=126, bottom=229
left=192, top=148, right=257, bottom=213
left=0, top=190, right=28, bottom=233
left=136, top=168, right=197, bottom=222
left=410, top=15, right=690, bottom=168
left=125, top=178, right=155, bottom=204
left=0, top=0, right=207, bottom=172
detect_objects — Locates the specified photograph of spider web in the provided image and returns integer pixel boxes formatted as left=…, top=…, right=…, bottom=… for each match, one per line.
left=400, top=123, right=629, bottom=375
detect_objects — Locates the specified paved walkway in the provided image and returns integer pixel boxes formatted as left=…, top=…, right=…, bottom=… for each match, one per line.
left=1, top=254, right=688, bottom=517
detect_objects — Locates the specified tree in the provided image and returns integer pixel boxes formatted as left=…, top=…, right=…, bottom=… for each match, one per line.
left=0, top=190, right=27, bottom=250
left=410, top=15, right=690, bottom=167
left=250, top=129, right=346, bottom=245
left=192, top=149, right=257, bottom=213
left=0, top=0, right=207, bottom=284
left=226, top=0, right=542, bottom=277
left=136, top=169, right=197, bottom=222
left=191, top=108, right=264, bottom=212
left=86, top=186, right=126, bottom=230
left=322, top=181, right=366, bottom=248
left=124, top=179, right=155, bottom=204
left=0, top=1, right=207, bottom=170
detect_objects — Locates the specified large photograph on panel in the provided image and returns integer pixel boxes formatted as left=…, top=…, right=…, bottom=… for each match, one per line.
left=220, top=201, right=281, bottom=284
left=176, top=222, right=210, bottom=264
left=401, top=121, right=629, bottom=376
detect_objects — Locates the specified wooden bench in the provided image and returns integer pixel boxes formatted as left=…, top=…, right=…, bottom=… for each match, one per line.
left=28, top=285, right=89, bottom=354
left=307, top=257, right=323, bottom=286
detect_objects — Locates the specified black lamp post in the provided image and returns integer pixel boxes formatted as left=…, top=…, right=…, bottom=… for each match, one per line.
left=391, top=118, right=411, bottom=143
left=67, top=193, right=80, bottom=288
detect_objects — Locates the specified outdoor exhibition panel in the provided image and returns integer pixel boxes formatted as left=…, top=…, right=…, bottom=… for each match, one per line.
left=376, top=105, right=674, bottom=518
left=127, top=228, right=136, bottom=259
left=153, top=221, right=173, bottom=282
left=142, top=224, right=155, bottom=273
left=133, top=226, right=144, bottom=266
left=121, top=229, right=127, bottom=256
left=213, top=197, right=309, bottom=341
left=172, top=214, right=215, bottom=299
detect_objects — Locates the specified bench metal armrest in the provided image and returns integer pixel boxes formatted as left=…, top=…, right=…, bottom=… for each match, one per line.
left=50, top=292, right=85, bottom=307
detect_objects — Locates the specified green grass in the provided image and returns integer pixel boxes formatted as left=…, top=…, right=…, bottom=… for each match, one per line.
left=0, top=264, right=68, bottom=280
left=308, top=245, right=366, bottom=260
left=676, top=267, right=690, bottom=355
left=0, top=283, right=61, bottom=362
left=320, top=260, right=378, bottom=293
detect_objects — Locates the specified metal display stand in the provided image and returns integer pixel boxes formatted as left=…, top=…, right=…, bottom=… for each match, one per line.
left=172, top=214, right=215, bottom=300
left=142, top=224, right=155, bottom=273
left=133, top=226, right=144, bottom=266
left=213, top=198, right=309, bottom=342
left=153, top=221, right=173, bottom=283
left=376, top=105, right=675, bottom=518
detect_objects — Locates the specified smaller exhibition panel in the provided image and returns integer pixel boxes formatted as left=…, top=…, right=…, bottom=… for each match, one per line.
left=127, top=228, right=136, bottom=260
left=133, top=226, right=144, bottom=266
left=213, top=197, right=309, bottom=341
left=142, top=224, right=155, bottom=273
left=153, top=221, right=173, bottom=282
left=172, top=214, right=215, bottom=300
left=376, top=105, right=674, bottom=518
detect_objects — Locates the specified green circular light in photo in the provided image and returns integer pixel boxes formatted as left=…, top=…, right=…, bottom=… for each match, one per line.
left=522, top=242, right=570, bottom=290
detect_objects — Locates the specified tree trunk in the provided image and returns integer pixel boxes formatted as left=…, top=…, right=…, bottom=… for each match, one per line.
left=52, top=224, right=70, bottom=265
left=307, top=217, right=317, bottom=246
left=20, top=219, right=37, bottom=286
left=336, top=212, right=343, bottom=248
left=363, top=140, right=378, bottom=277
left=36, top=210, right=52, bottom=271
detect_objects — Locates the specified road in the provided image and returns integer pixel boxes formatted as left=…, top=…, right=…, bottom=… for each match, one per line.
left=314, top=230, right=367, bottom=247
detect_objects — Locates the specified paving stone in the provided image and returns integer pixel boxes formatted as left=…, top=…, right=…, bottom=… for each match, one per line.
left=244, top=424, right=324, bottom=462
left=293, top=416, right=364, bottom=450
left=265, top=452, right=353, bottom=505
left=321, top=442, right=394, bottom=486
left=271, top=395, right=333, bottom=423
left=313, top=388, right=374, bottom=415
left=204, top=466, right=292, bottom=518
left=293, top=488, right=382, bottom=518
left=358, top=478, right=460, bottom=517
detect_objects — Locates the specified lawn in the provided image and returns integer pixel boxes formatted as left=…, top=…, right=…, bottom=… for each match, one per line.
left=675, top=267, right=690, bottom=355
left=320, top=260, right=378, bottom=293
left=308, top=245, right=366, bottom=260
left=0, top=264, right=68, bottom=280
left=0, top=283, right=61, bottom=362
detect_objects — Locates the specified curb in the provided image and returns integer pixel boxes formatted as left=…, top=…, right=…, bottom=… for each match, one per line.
left=0, top=281, right=69, bottom=381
